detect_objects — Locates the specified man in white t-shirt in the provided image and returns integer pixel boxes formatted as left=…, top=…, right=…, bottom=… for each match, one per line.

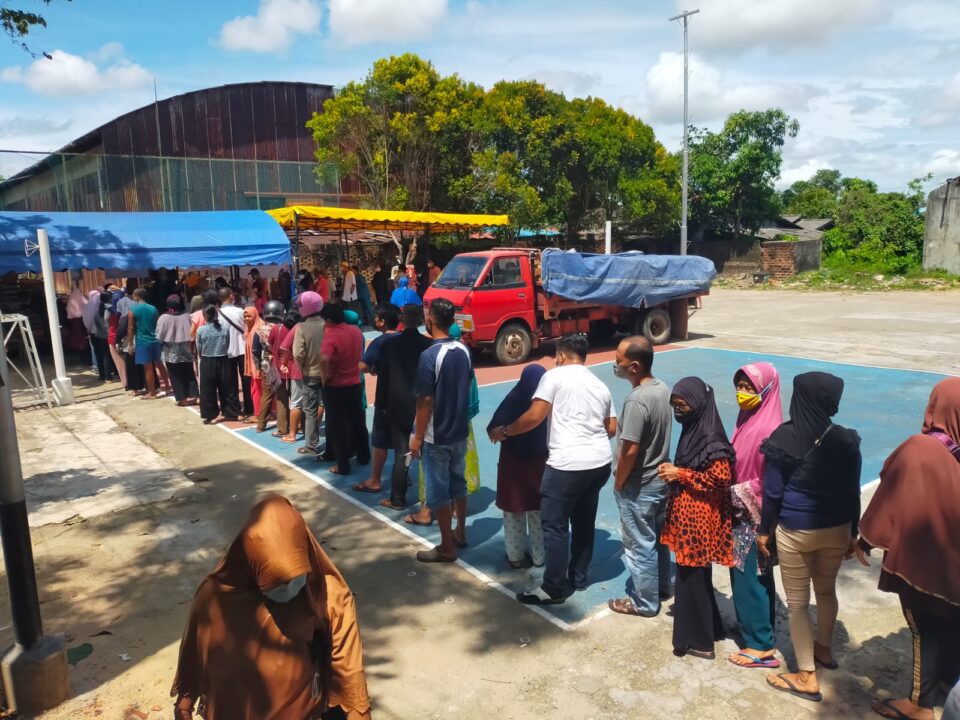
left=217, top=287, right=251, bottom=417
left=339, top=261, right=360, bottom=316
left=492, top=334, right=616, bottom=604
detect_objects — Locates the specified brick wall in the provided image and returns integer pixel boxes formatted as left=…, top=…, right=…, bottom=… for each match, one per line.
left=760, top=239, right=822, bottom=278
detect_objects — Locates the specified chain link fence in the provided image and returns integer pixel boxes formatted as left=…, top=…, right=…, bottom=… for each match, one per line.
left=0, top=150, right=342, bottom=213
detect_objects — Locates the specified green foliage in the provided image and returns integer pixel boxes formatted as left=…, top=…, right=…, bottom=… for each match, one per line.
left=309, top=54, right=679, bottom=239
left=2, top=1, right=65, bottom=56
left=786, top=186, right=837, bottom=218
left=689, top=109, right=799, bottom=238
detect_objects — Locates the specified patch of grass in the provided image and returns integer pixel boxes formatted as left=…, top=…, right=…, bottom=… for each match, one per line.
left=782, top=265, right=960, bottom=291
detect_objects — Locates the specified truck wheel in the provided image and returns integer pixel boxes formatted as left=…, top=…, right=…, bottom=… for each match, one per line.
left=640, top=309, right=672, bottom=345
left=494, top=323, right=532, bottom=365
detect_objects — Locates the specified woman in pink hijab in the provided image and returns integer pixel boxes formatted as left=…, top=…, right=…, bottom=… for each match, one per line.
left=727, top=362, right=783, bottom=669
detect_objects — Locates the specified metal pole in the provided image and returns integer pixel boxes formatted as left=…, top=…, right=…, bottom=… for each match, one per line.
left=604, top=220, right=612, bottom=255
left=37, top=230, right=73, bottom=405
left=669, top=8, right=699, bottom=256
left=0, top=339, right=43, bottom=649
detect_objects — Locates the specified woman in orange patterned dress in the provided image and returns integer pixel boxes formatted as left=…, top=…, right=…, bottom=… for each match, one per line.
left=658, top=376, right=736, bottom=660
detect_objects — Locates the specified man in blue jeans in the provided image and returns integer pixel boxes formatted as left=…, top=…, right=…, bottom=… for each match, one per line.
left=409, top=297, right=473, bottom=563
left=493, top=334, right=617, bottom=604
left=607, top=336, right=674, bottom=617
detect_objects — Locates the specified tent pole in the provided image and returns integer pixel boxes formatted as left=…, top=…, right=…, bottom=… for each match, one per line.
left=36, top=230, right=73, bottom=406
left=293, top=212, right=300, bottom=300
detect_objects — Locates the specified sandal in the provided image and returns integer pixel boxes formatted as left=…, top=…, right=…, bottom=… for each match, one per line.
left=871, top=698, right=920, bottom=720
left=379, top=499, right=406, bottom=510
left=766, top=673, right=822, bottom=703
left=352, top=483, right=382, bottom=494
left=297, top=447, right=318, bottom=455
left=728, top=651, right=780, bottom=669
left=608, top=597, right=658, bottom=618
left=416, top=548, right=456, bottom=563
left=403, top=514, right=432, bottom=527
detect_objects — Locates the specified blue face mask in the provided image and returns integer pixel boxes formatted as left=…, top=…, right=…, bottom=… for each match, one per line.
left=264, top=573, right=308, bottom=603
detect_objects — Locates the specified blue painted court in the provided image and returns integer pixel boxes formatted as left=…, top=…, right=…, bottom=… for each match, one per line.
left=230, top=346, right=951, bottom=627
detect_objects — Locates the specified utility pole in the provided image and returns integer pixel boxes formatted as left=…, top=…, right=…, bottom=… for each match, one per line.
left=669, top=8, right=699, bottom=256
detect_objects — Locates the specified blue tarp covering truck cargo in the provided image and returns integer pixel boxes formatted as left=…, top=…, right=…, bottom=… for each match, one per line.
left=540, top=249, right=716, bottom=308
left=0, top=210, right=292, bottom=273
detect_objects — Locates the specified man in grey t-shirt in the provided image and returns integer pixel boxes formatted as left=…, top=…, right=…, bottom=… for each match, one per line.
left=608, top=336, right=675, bottom=617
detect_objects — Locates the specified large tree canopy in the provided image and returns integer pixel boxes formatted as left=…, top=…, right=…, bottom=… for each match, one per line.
left=688, top=109, right=799, bottom=238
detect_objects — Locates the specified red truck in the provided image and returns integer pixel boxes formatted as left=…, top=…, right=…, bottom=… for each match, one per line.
left=423, top=248, right=708, bottom=365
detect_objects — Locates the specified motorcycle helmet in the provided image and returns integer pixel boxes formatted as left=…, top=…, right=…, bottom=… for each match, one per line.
left=263, top=300, right=285, bottom=323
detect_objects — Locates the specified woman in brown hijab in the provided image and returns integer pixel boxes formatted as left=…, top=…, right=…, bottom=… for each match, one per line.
left=856, top=378, right=960, bottom=720
left=171, top=495, right=372, bottom=719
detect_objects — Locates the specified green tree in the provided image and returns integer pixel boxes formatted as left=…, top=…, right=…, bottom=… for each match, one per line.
left=781, top=168, right=842, bottom=211
left=689, top=109, right=799, bottom=238
left=2, top=1, right=66, bottom=56
left=787, top=186, right=838, bottom=218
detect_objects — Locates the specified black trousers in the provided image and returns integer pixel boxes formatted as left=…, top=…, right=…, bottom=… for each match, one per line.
left=673, top=565, right=725, bottom=652
left=90, top=336, right=113, bottom=380
left=232, top=355, right=254, bottom=415
left=539, top=463, right=610, bottom=599
left=199, top=356, right=241, bottom=421
left=124, top=351, right=145, bottom=392
left=389, top=424, right=412, bottom=506
left=902, top=598, right=960, bottom=708
left=166, top=361, right=198, bottom=402
left=324, top=384, right=370, bottom=474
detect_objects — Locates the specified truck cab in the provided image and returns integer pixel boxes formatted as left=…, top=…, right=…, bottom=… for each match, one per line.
left=424, top=250, right=537, bottom=363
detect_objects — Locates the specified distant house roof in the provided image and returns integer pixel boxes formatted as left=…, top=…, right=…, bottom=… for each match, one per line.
left=754, top=215, right=834, bottom=242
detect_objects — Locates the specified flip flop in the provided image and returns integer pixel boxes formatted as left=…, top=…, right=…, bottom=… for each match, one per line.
left=403, top=514, right=432, bottom=527
left=516, top=588, right=564, bottom=605
left=271, top=431, right=284, bottom=437
left=379, top=499, right=406, bottom=510
left=815, top=656, right=839, bottom=670
left=297, top=447, right=317, bottom=455
left=416, top=548, right=456, bottom=563
left=871, top=698, right=914, bottom=720
left=766, top=673, right=823, bottom=703
left=279, top=436, right=298, bottom=444
left=352, top=484, right=382, bottom=493
left=728, top=652, right=780, bottom=669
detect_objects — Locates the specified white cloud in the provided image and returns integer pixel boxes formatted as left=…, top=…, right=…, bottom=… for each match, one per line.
left=892, top=1, right=960, bottom=41
left=526, top=69, right=601, bottom=97
left=777, top=159, right=833, bottom=188
left=917, top=72, right=960, bottom=128
left=923, top=149, right=960, bottom=179
left=641, top=51, right=819, bottom=125
left=0, top=46, right=151, bottom=95
left=328, top=0, right=448, bottom=46
left=685, top=0, right=880, bottom=53
left=219, top=0, right=322, bottom=53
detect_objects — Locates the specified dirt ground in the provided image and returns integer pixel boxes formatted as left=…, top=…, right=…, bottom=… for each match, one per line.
left=3, top=287, right=959, bottom=720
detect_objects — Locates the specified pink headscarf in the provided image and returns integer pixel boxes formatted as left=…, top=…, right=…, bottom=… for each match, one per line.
left=730, top=362, right=783, bottom=507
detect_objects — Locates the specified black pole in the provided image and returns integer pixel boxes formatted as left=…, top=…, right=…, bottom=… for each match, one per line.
left=0, top=337, right=44, bottom=650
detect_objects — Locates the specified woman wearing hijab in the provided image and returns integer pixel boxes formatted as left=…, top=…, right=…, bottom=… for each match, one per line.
left=156, top=294, right=199, bottom=407
left=243, top=306, right=264, bottom=418
left=487, top=364, right=549, bottom=569
left=389, top=277, right=421, bottom=307
left=657, top=377, right=735, bottom=660
left=759, top=372, right=862, bottom=703
left=82, top=288, right=104, bottom=376
left=172, top=494, right=371, bottom=719
left=728, top=363, right=783, bottom=669
left=856, top=378, right=960, bottom=720
left=107, top=289, right=128, bottom=388
left=196, top=304, right=241, bottom=424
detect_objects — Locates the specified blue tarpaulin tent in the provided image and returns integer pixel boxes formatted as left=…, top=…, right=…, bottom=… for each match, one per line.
left=0, top=210, right=292, bottom=274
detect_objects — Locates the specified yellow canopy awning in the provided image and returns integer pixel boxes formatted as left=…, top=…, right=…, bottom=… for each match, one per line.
left=266, top=206, right=510, bottom=234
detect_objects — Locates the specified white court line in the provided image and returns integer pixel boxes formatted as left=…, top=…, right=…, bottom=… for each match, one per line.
left=694, top=338, right=958, bottom=375
left=211, top=421, right=575, bottom=632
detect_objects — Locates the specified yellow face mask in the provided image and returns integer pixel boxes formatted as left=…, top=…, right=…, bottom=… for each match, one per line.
left=736, top=391, right=762, bottom=410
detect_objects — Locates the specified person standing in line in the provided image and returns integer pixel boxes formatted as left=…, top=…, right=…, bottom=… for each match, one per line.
left=378, top=304, right=434, bottom=512
left=492, top=334, right=616, bottom=604
left=242, top=306, right=264, bottom=417
left=353, top=265, right=375, bottom=327
left=409, top=298, right=473, bottom=563
left=486, top=364, right=548, bottom=569
left=318, top=304, right=370, bottom=475
left=607, top=336, right=675, bottom=618
left=340, top=262, right=360, bottom=316
left=195, top=305, right=241, bottom=423
left=107, top=289, right=127, bottom=388
left=427, top=259, right=442, bottom=287
left=82, top=288, right=104, bottom=376
left=254, top=301, right=287, bottom=435
left=727, top=362, right=783, bottom=669
left=856, top=377, right=960, bottom=720
left=759, top=372, right=862, bottom=702
left=371, top=262, right=390, bottom=305
left=127, top=288, right=171, bottom=399
left=217, top=287, right=252, bottom=420
left=155, top=295, right=199, bottom=407
left=389, top=277, right=421, bottom=307
left=278, top=309, right=306, bottom=444
left=88, top=290, right=116, bottom=383
left=292, top=292, right=326, bottom=456
left=658, top=377, right=736, bottom=660
left=314, top=268, right=330, bottom=304
left=353, top=304, right=402, bottom=494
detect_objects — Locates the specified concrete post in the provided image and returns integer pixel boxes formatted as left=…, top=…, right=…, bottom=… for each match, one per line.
left=0, top=336, right=70, bottom=713
left=604, top=221, right=612, bottom=255
left=36, top=229, right=73, bottom=406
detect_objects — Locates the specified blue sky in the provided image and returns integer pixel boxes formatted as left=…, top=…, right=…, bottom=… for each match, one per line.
left=1, top=0, right=958, bottom=193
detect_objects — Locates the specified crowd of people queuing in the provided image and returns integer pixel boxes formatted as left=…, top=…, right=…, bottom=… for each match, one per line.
left=70, top=261, right=959, bottom=720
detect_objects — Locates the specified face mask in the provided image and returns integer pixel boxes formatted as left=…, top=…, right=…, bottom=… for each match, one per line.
left=673, top=407, right=693, bottom=423
left=736, top=391, right=762, bottom=410
left=612, top=362, right=633, bottom=379
left=264, top=573, right=308, bottom=603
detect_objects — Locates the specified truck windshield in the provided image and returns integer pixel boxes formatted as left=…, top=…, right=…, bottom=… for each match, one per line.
left=434, top=257, right=488, bottom=288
